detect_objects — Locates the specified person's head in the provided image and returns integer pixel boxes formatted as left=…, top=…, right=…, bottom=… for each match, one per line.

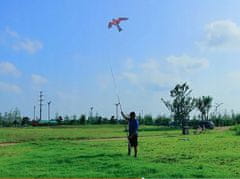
left=130, top=112, right=136, bottom=120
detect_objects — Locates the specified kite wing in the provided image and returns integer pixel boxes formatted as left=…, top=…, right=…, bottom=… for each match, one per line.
left=108, top=22, right=113, bottom=28
left=118, top=17, right=129, bottom=21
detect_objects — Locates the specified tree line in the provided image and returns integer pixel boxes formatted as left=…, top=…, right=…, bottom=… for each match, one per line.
left=1, top=108, right=240, bottom=128
left=1, top=83, right=240, bottom=130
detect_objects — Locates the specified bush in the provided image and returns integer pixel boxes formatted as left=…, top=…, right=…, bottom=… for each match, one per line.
left=144, top=115, right=153, bottom=125
left=79, top=115, right=86, bottom=125
left=110, top=116, right=117, bottom=124
left=234, top=114, right=240, bottom=124
left=154, top=115, right=171, bottom=126
left=231, top=125, right=240, bottom=135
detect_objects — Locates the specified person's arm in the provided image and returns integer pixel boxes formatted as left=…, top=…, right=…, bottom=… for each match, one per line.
left=121, top=111, right=129, bottom=120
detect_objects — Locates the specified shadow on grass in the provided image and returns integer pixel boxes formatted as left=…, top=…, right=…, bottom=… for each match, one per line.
left=55, top=153, right=124, bottom=164
left=74, top=153, right=123, bottom=159
left=138, top=127, right=178, bottom=132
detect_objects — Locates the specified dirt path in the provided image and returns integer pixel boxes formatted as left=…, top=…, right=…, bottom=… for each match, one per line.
left=0, top=135, right=167, bottom=146
left=75, top=134, right=174, bottom=142
left=0, top=142, right=18, bottom=147
left=215, top=126, right=231, bottom=131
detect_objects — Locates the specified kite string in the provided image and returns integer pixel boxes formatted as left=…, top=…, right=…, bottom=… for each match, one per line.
left=109, top=60, right=123, bottom=112
left=109, top=61, right=128, bottom=139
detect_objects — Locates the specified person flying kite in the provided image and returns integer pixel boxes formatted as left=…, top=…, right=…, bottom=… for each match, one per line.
left=108, top=17, right=129, bottom=32
left=121, top=111, right=139, bottom=157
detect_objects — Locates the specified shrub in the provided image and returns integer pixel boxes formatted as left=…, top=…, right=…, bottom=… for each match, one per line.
left=144, top=115, right=153, bottom=125
left=231, top=125, right=240, bottom=135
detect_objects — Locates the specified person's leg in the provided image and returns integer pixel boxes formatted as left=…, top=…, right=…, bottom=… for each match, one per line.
left=128, top=142, right=131, bottom=156
left=134, top=146, right=137, bottom=157
left=128, top=136, right=131, bottom=156
left=134, top=135, right=138, bottom=157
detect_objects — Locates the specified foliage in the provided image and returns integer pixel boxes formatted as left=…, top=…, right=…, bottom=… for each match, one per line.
left=0, top=108, right=22, bottom=127
left=162, top=83, right=195, bottom=134
left=109, top=116, right=117, bottom=124
left=79, top=115, right=86, bottom=125
left=143, top=114, right=153, bottom=125
left=230, top=125, right=240, bottom=135
left=195, top=96, right=213, bottom=121
left=154, top=115, right=171, bottom=126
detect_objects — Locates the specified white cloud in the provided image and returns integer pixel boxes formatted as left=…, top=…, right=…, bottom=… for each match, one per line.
left=13, top=39, right=43, bottom=54
left=0, top=81, right=21, bottom=93
left=167, top=55, right=209, bottom=72
left=124, top=58, right=134, bottom=70
left=198, top=20, right=240, bottom=51
left=5, top=27, right=43, bottom=54
left=5, top=27, right=20, bottom=38
left=122, top=59, right=180, bottom=91
left=122, top=72, right=138, bottom=85
left=31, top=74, right=47, bottom=86
left=0, top=61, right=21, bottom=77
left=121, top=55, right=209, bottom=92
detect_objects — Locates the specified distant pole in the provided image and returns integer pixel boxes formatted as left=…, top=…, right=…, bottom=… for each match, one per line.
left=34, top=105, right=36, bottom=121
left=90, top=107, right=94, bottom=119
left=47, top=101, right=51, bottom=120
left=115, top=103, right=120, bottom=120
left=215, top=103, right=223, bottom=116
left=39, top=91, right=44, bottom=121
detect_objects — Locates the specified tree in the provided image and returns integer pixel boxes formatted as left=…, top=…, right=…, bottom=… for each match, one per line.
left=70, top=115, right=78, bottom=124
left=64, top=115, right=70, bottom=124
left=0, top=113, right=2, bottom=126
left=144, top=115, right=153, bottom=125
left=155, top=115, right=171, bottom=126
left=56, top=116, right=63, bottom=124
left=21, top=117, right=30, bottom=126
left=161, top=83, right=195, bottom=135
left=13, top=108, right=21, bottom=126
left=79, top=115, right=86, bottom=125
left=110, top=116, right=117, bottom=124
left=195, top=96, right=213, bottom=121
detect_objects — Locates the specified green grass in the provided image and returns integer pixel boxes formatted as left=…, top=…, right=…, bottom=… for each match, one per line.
left=0, top=125, right=240, bottom=178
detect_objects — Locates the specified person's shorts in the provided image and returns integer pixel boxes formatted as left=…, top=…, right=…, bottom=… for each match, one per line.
left=128, top=134, right=138, bottom=147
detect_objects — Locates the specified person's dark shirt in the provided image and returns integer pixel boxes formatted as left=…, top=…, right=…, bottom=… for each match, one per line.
left=128, top=119, right=139, bottom=135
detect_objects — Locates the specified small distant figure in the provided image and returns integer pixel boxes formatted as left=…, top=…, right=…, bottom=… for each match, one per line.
left=108, top=17, right=129, bottom=32
left=121, top=111, right=139, bottom=157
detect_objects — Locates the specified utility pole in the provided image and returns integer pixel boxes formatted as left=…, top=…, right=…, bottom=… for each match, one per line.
left=47, top=101, right=51, bottom=120
left=90, top=107, right=94, bottom=119
left=34, top=105, right=36, bottom=121
left=39, top=91, right=44, bottom=121
left=115, top=103, right=120, bottom=120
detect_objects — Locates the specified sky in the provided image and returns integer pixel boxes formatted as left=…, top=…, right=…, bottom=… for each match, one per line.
left=1, top=0, right=240, bottom=119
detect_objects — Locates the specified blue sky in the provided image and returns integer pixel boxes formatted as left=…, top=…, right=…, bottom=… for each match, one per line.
left=1, top=0, right=240, bottom=119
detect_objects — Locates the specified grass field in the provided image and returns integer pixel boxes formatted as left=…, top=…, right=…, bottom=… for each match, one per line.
left=0, top=125, right=240, bottom=178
